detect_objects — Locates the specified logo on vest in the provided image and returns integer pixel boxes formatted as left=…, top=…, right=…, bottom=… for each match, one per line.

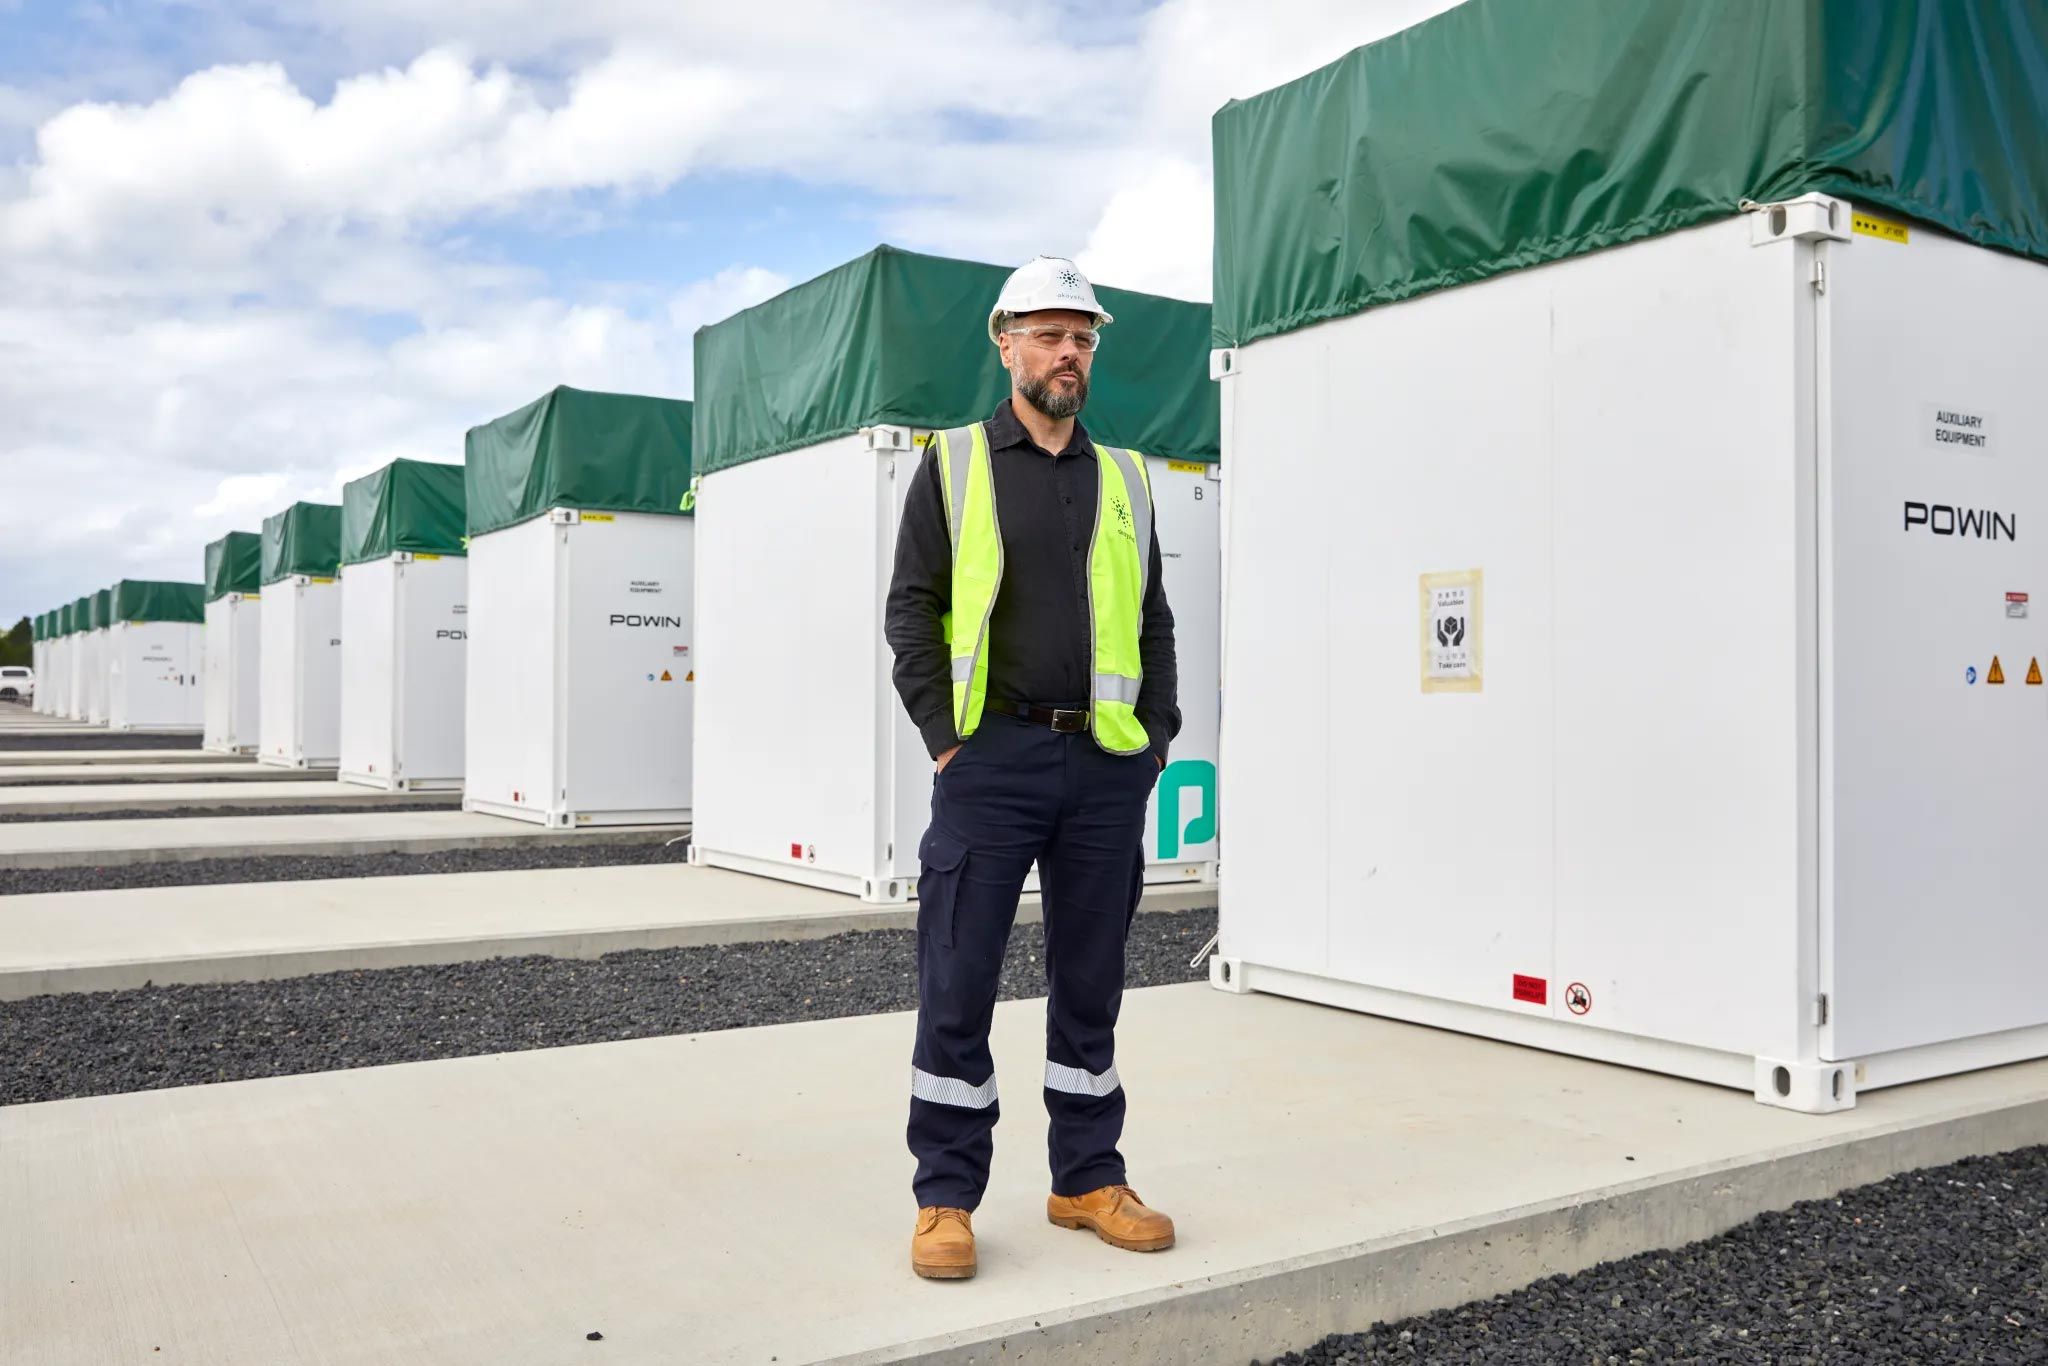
left=1111, top=494, right=1135, bottom=543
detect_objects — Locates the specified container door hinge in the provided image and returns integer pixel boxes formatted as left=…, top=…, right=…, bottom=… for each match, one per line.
left=1813, top=993, right=1831, bottom=1026
left=1812, top=258, right=1827, bottom=295
left=885, top=841, right=893, bottom=861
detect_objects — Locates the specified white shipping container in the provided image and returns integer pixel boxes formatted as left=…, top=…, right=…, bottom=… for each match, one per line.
left=340, top=553, right=467, bottom=791
left=690, top=426, right=1221, bottom=902
left=107, top=622, right=203, bottom=731
left=258, top=577, right=342, bottom=769
left=464, top=509, right=692, bottom=825
left=70, top=629, right=97, bottom=722
left=82, top=627, right=109, bottom=724
left=43, top=638, right=66, bottom=716
left=1211, top=197, right=2048, bottom=1111
left=203, top=594, right=263, bottom=754
left=29, top=639, right=46, bottom=710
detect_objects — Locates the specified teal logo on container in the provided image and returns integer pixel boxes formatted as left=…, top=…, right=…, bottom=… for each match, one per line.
left=1155, top=759, right=1217, bottom=859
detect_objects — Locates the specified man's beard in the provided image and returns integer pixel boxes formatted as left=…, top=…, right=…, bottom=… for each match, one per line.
left=1019, top=363, right=1088, bottom=420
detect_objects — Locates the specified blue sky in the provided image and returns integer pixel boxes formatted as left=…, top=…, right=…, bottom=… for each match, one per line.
left=0, top=0, right=1461, bottom=625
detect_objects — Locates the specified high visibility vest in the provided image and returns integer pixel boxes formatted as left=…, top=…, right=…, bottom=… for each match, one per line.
left=933, top=422, right=1153, bottom=755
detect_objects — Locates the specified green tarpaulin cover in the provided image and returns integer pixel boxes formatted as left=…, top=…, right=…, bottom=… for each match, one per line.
left=692, top=246, right=1221, bottom=474
left=343, top=459, right=468, bottom=564
left=465, top=387, right=692, bottom=537
left=30, top=613, right=42, bottom=642
left=261, top=503, right=342, bottom=585
left=113, top=581, right=205, bottom=624
left=73, top=596, right=90, bottom=633
left=57, top=604, right=72, bottom=636
left=91, top=588, right=112, bottom=630
left=1212, top=0, right=2048, bottom=347
left=205, top=531, right=263, bottom=602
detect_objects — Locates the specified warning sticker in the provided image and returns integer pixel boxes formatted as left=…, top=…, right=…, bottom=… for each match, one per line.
left=1565, top=983, right=1593, bottom=1016
left=1852, top=212, right=1910, bottom=244
left=582, top=513, right=616, bottom=523
left=1988, top=656, right=2006, bottom=685
left=1166, top=459, right=1207, bottom=474
left=1512, top=974, right=1547, bottom=1006
left=2029, top=659, right=2043, bottom=686
left=659, top=670, right=673, bottom=682
left=2008, top=592, right=2029, bottom=620
left=1420, top=569, right=1484, bottom=694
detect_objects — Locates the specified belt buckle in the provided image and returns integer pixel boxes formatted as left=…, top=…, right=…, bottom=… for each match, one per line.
left=1050, top=707, right=1088, bottom=734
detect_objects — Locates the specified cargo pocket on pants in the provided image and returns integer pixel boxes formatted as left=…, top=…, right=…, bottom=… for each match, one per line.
left=916, top=827, right=967, bottom=949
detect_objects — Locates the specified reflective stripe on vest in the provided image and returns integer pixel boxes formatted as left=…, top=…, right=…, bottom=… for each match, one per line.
left=934, top=422, right=1152, bottom=755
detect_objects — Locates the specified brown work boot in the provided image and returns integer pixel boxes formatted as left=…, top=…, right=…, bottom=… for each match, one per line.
left=911, top=1206, right=977, bottom=1279
left=1046, top=1184, right=1175, bottom=1252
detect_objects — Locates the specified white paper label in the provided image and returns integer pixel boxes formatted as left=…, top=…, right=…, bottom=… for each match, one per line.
left=1420, top=569, right=1484, bottom=693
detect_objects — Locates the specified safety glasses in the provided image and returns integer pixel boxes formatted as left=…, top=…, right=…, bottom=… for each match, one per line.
left=1004, top=325, right=1101, bottom=353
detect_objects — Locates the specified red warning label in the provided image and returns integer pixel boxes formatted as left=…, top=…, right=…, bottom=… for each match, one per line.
left=1512, top=974, right=1548, bottom=1006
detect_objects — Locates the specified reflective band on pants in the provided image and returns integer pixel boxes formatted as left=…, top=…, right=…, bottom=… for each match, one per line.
left=1044, top=1060, right=1122, bottom=1098
left=911, top=1066, right=998, bottom=1110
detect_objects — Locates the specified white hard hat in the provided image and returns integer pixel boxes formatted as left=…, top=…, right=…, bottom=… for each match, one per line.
left=988, top=255, right=1113, bottom=343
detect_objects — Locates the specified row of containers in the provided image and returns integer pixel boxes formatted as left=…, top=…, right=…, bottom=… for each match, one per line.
left=28, top=0, right=2048, bottom=1111
left=28, top=247, right=1224, bottom=903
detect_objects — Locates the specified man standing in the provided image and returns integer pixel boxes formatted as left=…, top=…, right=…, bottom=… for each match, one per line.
left=885, top=256, right=1180, bottom=1280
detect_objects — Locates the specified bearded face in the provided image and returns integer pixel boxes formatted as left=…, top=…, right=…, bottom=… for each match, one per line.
left=1000, top=309, right=1095, bottom=421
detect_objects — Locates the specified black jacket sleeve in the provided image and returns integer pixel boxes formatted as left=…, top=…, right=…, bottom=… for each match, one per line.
left=1135, top=522, right=1180, bottom=766
left=885, top=446, right=962, bottom=759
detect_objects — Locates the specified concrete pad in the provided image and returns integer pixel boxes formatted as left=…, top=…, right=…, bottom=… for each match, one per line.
left=0, top=749, right=244, bottom=768
left=0, top=780, right=458, bottom=816
left=0, top=762, right=311, bottom=787
left=4, top=986, right=2045, bottom=1365
left=0, top=723, right=194, bottom=737
left=0, top=863, right=1215, bottom=999
left=0, top=810, right=682, bottom=871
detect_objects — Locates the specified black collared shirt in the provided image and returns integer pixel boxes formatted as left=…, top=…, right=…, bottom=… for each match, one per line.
left=886, top=399, right=1180, bottom=763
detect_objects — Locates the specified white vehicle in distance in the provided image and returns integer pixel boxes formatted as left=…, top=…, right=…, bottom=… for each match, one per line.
left=0, top=666, right=32, bottom=703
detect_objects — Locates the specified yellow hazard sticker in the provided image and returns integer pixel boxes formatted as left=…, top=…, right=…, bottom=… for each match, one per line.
left=414, top=553, right=441, bottom=561
left=2029, top=658, right=2043, bottom=686
left=913, top=432, right=935, bottom=447
left=582, top=513, right=615, bottom=523
left=659, top=669, right=673, bottom=682
left=309, top=577, right=335, bottom=585
left=1166, top=460, right=1207, bottom=474
left=1852, top=212, right=1910, bottom=245
left=685, top=670, right=695, bottom=681
left=1987, top=655, right=2006, bottom=685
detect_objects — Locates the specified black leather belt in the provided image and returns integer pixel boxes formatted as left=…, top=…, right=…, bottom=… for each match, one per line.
left=987, top=698, right=1090, bottom=734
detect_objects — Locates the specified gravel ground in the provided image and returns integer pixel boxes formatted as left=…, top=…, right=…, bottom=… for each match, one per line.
left=0, top=907, right=1217, bottom=1104
left=1260, top=1146, right=2047, bottom=1366
left=0, top=799, right=461, bottom=824
left=0, top=729, right=203, bottom=751
left=0, top=838, right=691, bottom=896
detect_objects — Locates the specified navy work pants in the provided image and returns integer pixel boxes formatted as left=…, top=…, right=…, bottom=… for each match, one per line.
left=907, top=710, right=1156, bottom=1210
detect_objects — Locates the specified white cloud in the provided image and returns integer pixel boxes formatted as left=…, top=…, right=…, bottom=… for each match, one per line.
left=1078, top=157, right=1213, bottom=302
left=0, top=0, right=1471, bottom=620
